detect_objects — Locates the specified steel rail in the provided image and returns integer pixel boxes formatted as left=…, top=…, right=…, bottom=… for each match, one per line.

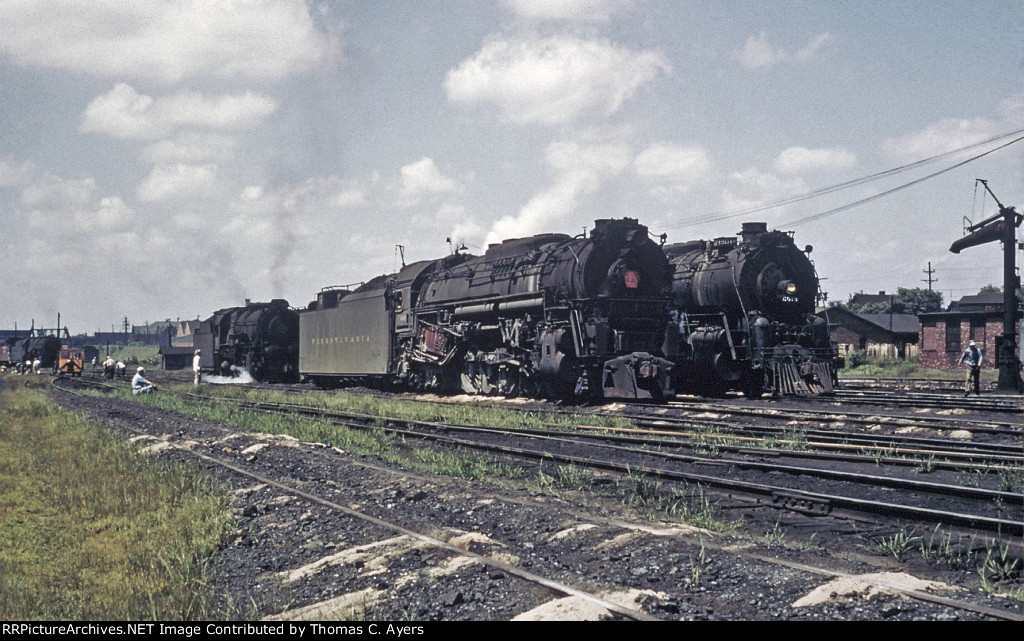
left=629, top=416, right=1022, bottom=458
left=206, top=395, right=1023, bottom=536
left=662, top=400, right=1021, bottom=433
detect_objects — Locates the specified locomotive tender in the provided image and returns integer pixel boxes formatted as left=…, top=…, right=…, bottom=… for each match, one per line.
left=665, top=222, right=838, bottom=397
left=300, top=218, right=675, bottom=401
left=194, top=299, right=300, bottom=383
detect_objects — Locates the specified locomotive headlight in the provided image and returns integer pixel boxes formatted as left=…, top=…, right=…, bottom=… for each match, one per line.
left=778, top=280, right=797, bottom=296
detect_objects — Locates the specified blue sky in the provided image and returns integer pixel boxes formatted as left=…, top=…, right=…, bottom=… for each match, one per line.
left=1, top=0, right=1021, bottom=333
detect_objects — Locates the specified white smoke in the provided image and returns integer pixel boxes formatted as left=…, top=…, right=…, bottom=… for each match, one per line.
left=201, top=365, right=255, bottom=385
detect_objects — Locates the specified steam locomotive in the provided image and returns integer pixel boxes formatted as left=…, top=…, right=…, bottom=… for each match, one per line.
left=1, top=335, right=61, bottom=372
left=300, top=218, right=675, bottom=401
left=194, top=299, right=300, bottom=383
left=665, top=222, right=838, bottom=397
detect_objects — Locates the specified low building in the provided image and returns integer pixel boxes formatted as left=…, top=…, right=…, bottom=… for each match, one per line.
left=918, top=306, right=1013, bottom=370
left=820, top=307, right=920, bottom=359
left=846, top=291, right=892, bottom=308
left=159, top=344, right=195, bottom=370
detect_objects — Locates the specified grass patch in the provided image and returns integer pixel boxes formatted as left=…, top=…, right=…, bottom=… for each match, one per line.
left=0, top=377, right=232, bottom=620
left=99, top=343, right=162, bottom=368
left=839, top=353, right=998, bottom=381
left=535, top=463, right=593, bottom=493
left=101, top=383, right=535, bottom=486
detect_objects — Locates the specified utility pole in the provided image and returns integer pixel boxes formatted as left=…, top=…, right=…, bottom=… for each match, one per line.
left=921, top=262, right=937, bottom=291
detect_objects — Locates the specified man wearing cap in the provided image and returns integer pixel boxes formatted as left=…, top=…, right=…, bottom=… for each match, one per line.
left=132, top=367, right=158, bottom=395
left=193, top=349, right=202, bottom=386
left=958, top=340, right=983, bottom=397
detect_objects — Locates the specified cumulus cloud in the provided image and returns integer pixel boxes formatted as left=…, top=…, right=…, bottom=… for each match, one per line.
left=486, top=140, right=632, bottom=244
left=399, top=157, right=459, bottom=204
left=0, top=0, right=339, bottom=83
left=1, top=159, right=252, bottom=329
left=137, top=163, right=221, bottom=202
left=880, top=100, right=1024, bottom=162
left=733, top=32, right=832, bottom=70
left=11, top=164, right=134, bottom=234
left=773, top=146, right=857, bottom=174
left=445, top=36, right=670, bottom=124
left=408, top=202, right=485, bottom=254
left=81, top=83, right=278, bottom=140
left=634, top=142, right=713, bottom=193
left=332, top=188, right=369, bottom=208
left=502, top=0, right=636, bottom=22
left=143, top=132, right=239, bottom=164
left=721, top=168, right=808, bottom=218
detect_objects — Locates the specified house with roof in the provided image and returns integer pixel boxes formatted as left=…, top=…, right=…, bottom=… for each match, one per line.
left=819, top=307, right=920, bottom=360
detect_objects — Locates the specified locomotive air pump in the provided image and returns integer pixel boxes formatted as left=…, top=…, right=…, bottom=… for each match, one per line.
left=949, top=179, right=1024, bottom=392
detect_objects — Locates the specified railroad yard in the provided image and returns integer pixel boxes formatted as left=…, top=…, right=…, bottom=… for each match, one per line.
left=32, top=371, right=1024, bottom=621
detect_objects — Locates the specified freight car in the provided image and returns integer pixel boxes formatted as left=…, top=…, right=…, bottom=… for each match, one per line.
left=194, top=299, right=300, bottom=383
left=665, top=222, right=839, bottom=397
left=300, top=218, right=676, bottom=401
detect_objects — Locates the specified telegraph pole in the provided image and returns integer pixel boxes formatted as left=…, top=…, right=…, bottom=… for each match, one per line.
left=921, top=262, right=937, bottom=291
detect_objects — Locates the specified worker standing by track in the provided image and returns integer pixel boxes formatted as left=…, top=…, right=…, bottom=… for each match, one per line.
left=193, top=349, right=202, bottom=386
left=958, top=340, right=983, bottom=397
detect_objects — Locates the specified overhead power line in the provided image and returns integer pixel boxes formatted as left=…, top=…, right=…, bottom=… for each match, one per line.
left=781, top=134, right=1024, bottom=228
left=659, top=125, right=1024, bottom=233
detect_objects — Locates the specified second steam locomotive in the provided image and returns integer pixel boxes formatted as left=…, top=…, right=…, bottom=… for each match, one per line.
left=666, top=222, right=838, bottom=397
left=195, top=299, right=300, bottom=383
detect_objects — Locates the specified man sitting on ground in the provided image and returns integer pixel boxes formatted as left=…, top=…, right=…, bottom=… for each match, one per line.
left=132, top=367, right=158, bottom=395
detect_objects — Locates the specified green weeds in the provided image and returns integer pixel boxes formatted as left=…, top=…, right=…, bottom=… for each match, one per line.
left=0, top=379, right=232, bottom=620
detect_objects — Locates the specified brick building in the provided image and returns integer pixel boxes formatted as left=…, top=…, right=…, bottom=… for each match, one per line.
left=917, top=293, right=1021, bottom=369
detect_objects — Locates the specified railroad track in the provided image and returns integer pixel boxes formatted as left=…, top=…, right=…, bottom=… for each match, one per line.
left=828, top=389, right=1024, bottom=413
left=185, top=393, right=1022, bottom=538
left=61, top=377, right=1022, bottom=536
left=49, top=376, right=1024, bottom=621
left=839, top=377, right=1000, bottom=392
left=662, top=399, right=1021, bottom=436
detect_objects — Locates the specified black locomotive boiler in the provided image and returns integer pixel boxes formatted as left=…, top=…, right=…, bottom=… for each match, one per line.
left=194, top=299, right=300, bottom=383
left=665, top=222, right=839, bottom=397
left=300, top=218, right=676, bottom=401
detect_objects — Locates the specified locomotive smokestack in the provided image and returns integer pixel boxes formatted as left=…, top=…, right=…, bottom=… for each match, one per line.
left=741, top=222, right=768, bottom=243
